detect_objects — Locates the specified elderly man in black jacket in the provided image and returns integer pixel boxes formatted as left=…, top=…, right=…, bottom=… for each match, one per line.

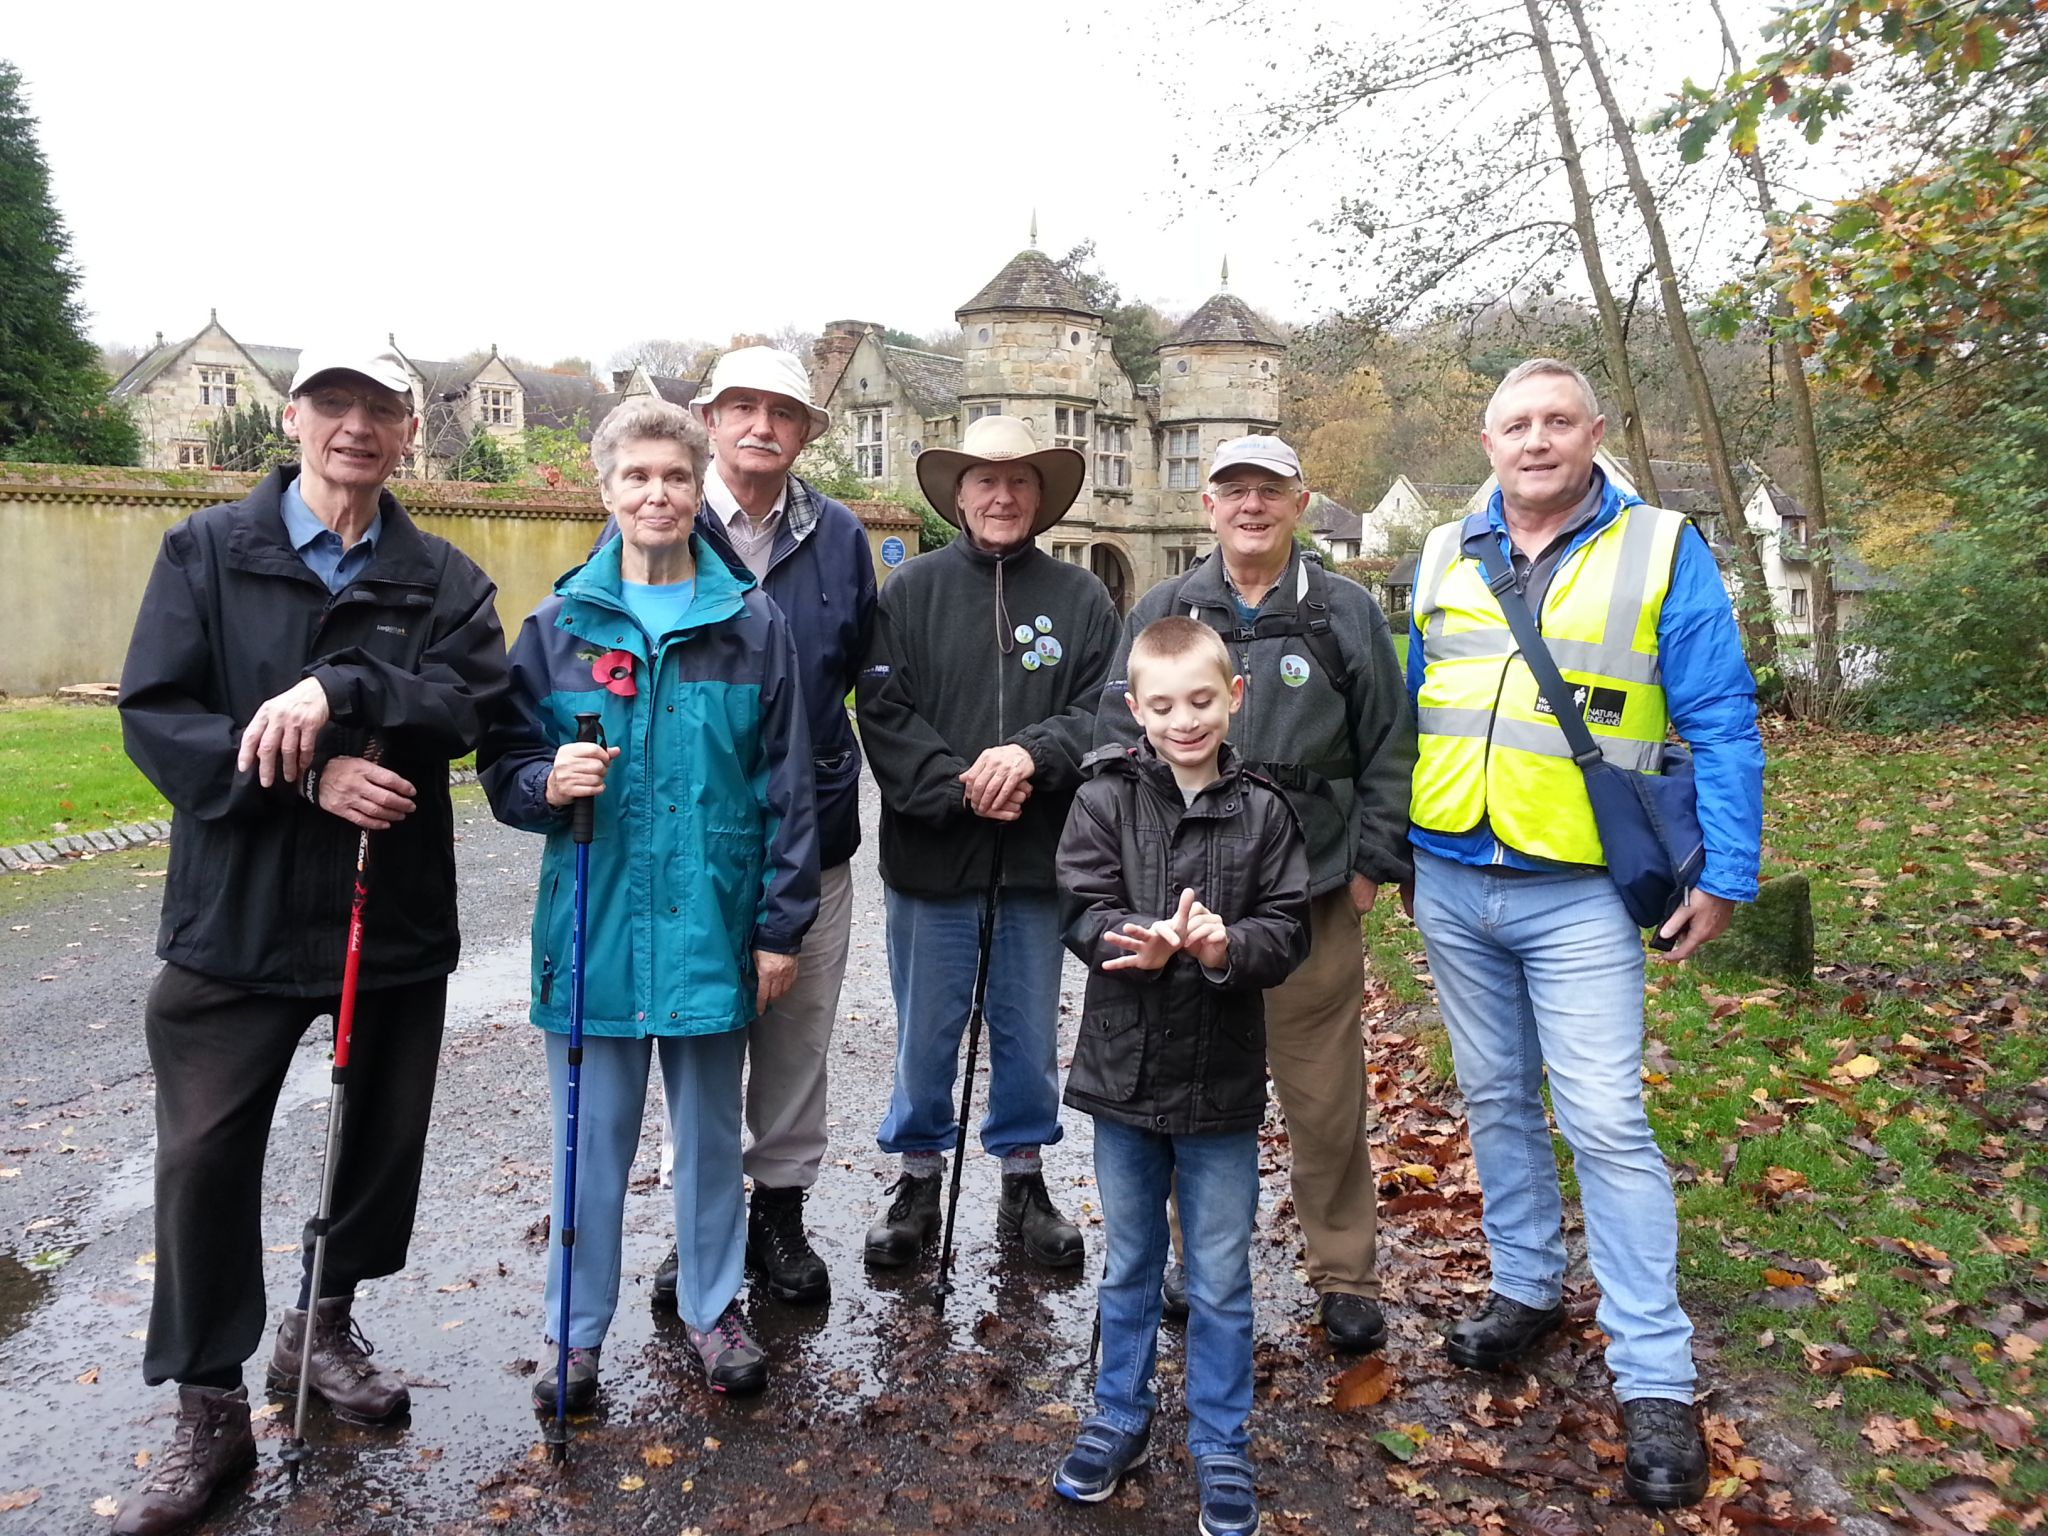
left=112, top=344, right=506, bottom=1536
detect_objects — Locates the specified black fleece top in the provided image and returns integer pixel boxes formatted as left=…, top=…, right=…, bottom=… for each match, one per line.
left=855, top=535, right=1121, bottom=897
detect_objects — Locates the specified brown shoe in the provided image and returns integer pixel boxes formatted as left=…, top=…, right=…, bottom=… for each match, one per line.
left=264, top=1296, right=410, bottom=1421
left=112, top=1384, right=256, bottom=1536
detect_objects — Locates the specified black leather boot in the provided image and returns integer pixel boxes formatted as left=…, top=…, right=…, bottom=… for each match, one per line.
left=1622, top=1397, right=1709, bottom=1509
left=863, top=1171, right=942, bottom=1267
left=997, top=1171, right=1084, bottom=1268
left=1444, top=1292, right=1565, bottom=1370
left=1317, top=1292, right=1388, bottom=1355
left=748, top=1184, right=830, bottom=1303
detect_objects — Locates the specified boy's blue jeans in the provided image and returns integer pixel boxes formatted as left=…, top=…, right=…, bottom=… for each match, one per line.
left=1090, top=1117, right=1260, bottom=1457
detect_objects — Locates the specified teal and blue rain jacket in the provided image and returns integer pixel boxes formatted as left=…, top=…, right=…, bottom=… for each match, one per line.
left=479, top=534, right=819, bottom=1037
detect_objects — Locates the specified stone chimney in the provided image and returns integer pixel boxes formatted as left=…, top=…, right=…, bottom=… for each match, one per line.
left=810, top=319, right=876, bottom=405
left=612, top=369, right=632, bottom=395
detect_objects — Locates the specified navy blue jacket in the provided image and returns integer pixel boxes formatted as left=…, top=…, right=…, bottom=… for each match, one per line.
left=594, top=474, right=876, bottom=869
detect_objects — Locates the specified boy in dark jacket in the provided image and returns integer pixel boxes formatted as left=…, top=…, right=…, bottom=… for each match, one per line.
left=1051, top=618, right=1311, bottom=1536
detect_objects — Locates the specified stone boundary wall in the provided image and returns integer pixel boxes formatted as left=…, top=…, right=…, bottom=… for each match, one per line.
left=0, top=465, right=915, bottom=697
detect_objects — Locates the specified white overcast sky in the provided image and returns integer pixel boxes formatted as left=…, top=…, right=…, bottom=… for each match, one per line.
left=11, top=0, right=1817, bottom=368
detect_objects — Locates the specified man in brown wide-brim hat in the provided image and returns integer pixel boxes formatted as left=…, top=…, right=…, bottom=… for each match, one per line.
left=854, top=414, right=1121, bottom=1270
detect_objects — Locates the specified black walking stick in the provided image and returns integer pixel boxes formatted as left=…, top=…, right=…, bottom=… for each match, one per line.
left=545, top=714, right=604, bottom=1463
left=282, top=762, right=377, bottom=1485
left=935, top=829, right=1005, bottom=1306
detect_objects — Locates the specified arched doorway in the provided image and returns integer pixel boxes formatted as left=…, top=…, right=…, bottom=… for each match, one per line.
left=1089, top=543, right=1133, bottom=614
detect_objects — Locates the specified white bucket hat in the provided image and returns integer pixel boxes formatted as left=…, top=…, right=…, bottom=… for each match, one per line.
left=689, top=346, right=831, bottom=443
left=915, top=415, right=1087, bottom=538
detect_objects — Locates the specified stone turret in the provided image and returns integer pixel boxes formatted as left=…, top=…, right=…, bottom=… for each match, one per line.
left=955, top=249, right=1104, bottom=408
left=1155, top=281, right=1285, bottom=431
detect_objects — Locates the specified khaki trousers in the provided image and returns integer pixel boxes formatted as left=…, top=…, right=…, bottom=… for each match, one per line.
left=1266, top=888, right=1380, bottom=1296
left=1169, top=888, right=1379, bottom=1295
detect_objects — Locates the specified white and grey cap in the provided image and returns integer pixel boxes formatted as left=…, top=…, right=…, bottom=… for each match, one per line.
left=290, top=343, right=414, bottom=400
left=1208, top=433, right=1301, bottom=480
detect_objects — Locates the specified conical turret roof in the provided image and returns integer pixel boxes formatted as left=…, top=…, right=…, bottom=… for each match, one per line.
left=1161, top=292, right=1284, bottom=349
left=957, top=249, right=1101, bottom=319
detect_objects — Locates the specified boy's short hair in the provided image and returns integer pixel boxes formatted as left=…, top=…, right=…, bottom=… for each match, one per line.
left=1128, top=616, right=1233, bottom=690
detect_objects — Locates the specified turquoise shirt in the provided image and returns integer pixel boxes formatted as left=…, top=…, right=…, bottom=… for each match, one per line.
left=281, top=477, right=381, bottom=594
left=620, top=578, right=697, bottom=642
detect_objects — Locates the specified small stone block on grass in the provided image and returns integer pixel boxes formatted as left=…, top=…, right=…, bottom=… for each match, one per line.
left=1710, top=873, right=1815, bottom=982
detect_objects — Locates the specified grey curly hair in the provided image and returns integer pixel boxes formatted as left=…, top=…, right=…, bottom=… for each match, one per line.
left=590, top=398, right=710, bottom=487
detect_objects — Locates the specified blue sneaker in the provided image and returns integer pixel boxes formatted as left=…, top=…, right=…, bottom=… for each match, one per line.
left=1051, top=1415, right=1150, bottom=1502
left=1195, top=1452, right=1259, bottom=1536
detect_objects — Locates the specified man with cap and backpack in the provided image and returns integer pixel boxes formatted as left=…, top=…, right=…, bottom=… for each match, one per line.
left=1096, top=434, right=1414, bottom=1356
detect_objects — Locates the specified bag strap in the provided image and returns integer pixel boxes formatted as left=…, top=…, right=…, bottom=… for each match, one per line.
left=1469, top=535, right=1606, bottom=772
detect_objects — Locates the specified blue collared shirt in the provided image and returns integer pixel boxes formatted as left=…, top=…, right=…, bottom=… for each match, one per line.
left=281, top=476, right=382, bottom=594
left=1406, top=473, right=1765, bottom=902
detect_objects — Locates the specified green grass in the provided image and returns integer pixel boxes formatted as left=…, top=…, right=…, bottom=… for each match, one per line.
left=0, top=702, right=168, bottom=846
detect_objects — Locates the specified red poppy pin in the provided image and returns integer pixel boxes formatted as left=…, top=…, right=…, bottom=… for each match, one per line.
left=592, top=650, right=637, bottom=697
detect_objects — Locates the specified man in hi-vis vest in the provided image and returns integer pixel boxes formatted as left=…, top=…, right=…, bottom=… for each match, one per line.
left=1405, top=358, right=1763, bottom=1513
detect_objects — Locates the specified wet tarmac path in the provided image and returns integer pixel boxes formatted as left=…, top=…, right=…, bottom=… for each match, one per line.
left=0, top=780, right=1840, bottom=1535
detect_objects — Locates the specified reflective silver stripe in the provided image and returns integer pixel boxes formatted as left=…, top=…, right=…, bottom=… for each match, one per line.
left=1603, top=505, right=1665, bottom=650
left=1414, top=526, right=1462, bottom=621
left=1421, top=627, right=1514, bottom=664
left=1417, top=705, right=1494, bottom=739
left=1545, top=636, right=1661, bottom=684
left=1491, top=717, right=1663, bottom=771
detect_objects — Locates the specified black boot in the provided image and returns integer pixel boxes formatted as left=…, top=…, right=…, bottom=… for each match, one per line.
left=1622, top=1397, right=1709, bottom=1510
left=1316, top=1292, right=1388, bottom=1355
left=650, top=1247, right=679, bottom=1309
left=1444, top=1292, right=1564, bottom=1371
left=864, top=1171, right=942, bottom=1267
left=997, top=1171, right=1084, bottom=1269
left=748, top=1184, right=830, bottom=1303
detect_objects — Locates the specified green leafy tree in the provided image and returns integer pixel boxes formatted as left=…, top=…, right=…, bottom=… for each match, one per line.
left=1053, top=241, right=1167, bottom=386
left=0, top=61, right=140, bottom=465
left=794, top=433, right=953, bottom=551
left=204, top=401, right=292, bottom=473
left=451, top=423, right=515, bottom=483
left=522, top=414, right=596, bottom=488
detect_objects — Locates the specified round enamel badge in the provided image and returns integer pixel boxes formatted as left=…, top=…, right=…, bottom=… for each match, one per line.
left=1021, top=650, right=1043, bottom=671
left=1013, top=623, right=1035, bottom=645
left=1034, top=614, right=1054, bottom=634
left=1037, top=636, right=1063, bottom=666
left=1280, top=653, right=1311, bottom=687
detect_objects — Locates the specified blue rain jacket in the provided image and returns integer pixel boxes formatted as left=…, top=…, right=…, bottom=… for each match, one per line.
left=479, top=534, right=819, bottom=1036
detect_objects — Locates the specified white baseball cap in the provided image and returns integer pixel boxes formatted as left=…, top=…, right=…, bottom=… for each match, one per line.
left=690, top=346, right=831, bottom=443
left=1209, top=433, right=1302, bottom=481
left=290, top=344, right=414, bottom=401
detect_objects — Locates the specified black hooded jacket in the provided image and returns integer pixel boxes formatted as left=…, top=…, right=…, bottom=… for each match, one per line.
left=1057, top=743, right=1312, bottom=1136
left=118, top=467, right=508, bottom=994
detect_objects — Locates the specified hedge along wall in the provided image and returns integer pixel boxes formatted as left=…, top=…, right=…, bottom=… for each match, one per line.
left=0, top=464, right=919, bottom=697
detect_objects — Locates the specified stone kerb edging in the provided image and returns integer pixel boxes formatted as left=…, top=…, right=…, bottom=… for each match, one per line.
left=0, top=772, right=482, bottom=876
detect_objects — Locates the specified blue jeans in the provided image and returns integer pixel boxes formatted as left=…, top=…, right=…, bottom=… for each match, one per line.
left=877, top=886, right=1064, bottom=1160
left=543, top=1028, right=746, bottom=1339
left=1411, top=850, right=1695, bottom=1401
left=1090, top=1118, right=1259, bottom=1458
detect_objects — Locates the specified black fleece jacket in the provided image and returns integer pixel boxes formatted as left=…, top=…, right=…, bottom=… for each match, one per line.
left=855, top=535, right=1120, bottom=897
left=118, top=466, right=507, bottom=994
left=1058, top=744, right=1311, bottom=1136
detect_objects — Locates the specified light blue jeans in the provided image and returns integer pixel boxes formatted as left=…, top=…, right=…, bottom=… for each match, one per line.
left=1090, top=1118, right=1260, bottom=1458
left=543, top=1028, right=746, bottom=1340
left=876, top=886, right=1065, bottom=1160
left=1411, top=850, right=1696, bottom=1402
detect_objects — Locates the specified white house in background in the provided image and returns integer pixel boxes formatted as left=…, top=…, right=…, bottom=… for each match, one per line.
left=1304, top=493, right=1364, bottom=562
left=1367, top=475, right=1484, bottom=556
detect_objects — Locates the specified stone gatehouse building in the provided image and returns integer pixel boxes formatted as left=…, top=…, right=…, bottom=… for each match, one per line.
left=809, top=249, right=1284, bottom=610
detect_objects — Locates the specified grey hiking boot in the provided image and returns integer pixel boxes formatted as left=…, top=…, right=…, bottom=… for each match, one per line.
left=685, top=1301, right=767, bottom=1394
left=112, top=1384, right=256, bottom=1536
left=863, top=1171, right=942, bottom=1267
left=997, top=1171, right=1084, bottom=1268
left=264, top=1295, right=410, bottom=1421
left=531, top=1342, right=600, bottom=1414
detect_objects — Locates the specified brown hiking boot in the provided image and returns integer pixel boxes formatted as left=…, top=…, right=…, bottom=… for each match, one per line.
left=112, top=1383, right=256, bottom=1536
left=264, top=1296, right=410, bottom=1421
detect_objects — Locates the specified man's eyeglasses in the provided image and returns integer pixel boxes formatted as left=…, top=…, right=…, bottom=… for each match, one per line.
left=299, top=387, right=413, bottom=425
left=1211, top=481, right=1299, bottom=507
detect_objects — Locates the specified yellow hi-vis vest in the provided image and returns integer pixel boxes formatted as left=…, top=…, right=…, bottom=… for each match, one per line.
left=1409, top=502, right=1686, bottom=866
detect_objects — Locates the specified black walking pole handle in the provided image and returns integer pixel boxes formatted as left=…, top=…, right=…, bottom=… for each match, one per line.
left=571, top=714, right=604, bottom=846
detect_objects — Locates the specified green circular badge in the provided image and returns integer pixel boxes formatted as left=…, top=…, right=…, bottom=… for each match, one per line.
left=1021, top=650, right=1042, bottom=672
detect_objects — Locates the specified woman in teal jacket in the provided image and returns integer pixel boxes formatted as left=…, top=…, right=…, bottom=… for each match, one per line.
left=479, top=399, right=818, bottom=1403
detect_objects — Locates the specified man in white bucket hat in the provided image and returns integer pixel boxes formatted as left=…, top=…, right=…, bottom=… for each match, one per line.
left=855, top=413, right=1120, bottom=1271
left=626, top=346, right=876, bottom=1313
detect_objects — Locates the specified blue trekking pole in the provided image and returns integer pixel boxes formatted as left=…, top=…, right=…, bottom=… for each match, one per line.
left=546, top=712, right=603, bottom=1463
